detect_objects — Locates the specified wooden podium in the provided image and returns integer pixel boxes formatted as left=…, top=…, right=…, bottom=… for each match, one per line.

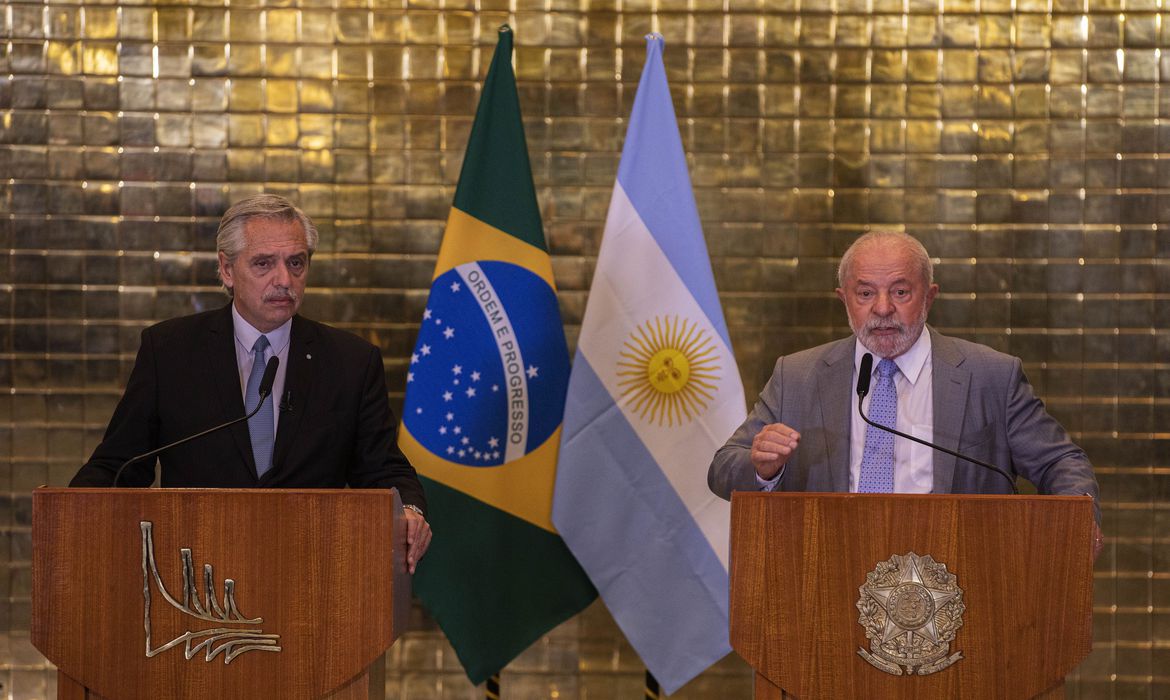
left=31, top=487, right=411, bottom=700
left=729, top=492, right=1095, bottom=699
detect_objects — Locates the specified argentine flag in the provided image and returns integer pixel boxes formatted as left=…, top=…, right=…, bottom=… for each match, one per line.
left=552, top=34, right=747, bottom=694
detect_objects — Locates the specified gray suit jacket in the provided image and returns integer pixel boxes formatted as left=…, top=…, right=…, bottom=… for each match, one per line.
left=709, top=328, right=1099, bottom=512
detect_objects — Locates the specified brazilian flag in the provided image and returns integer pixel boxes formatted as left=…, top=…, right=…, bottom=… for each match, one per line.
left=398, top=26, right=597, bottom=684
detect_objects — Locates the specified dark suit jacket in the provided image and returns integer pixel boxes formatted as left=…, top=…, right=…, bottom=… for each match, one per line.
left=71, top=305, right=427, bottom=514
left=709, top=328, right=1098, bottom=516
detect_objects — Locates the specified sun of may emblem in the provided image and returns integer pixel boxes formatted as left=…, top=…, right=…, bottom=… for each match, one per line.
left=617, top=316, right=720, bottom=427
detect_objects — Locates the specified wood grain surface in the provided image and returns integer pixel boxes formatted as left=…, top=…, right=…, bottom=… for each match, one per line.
left=33, top=488, right=409, bottom=700
left=730, top=492, right=1094, bottom=700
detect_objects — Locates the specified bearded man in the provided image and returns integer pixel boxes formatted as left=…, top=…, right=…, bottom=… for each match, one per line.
left=708, top=231, right=1101, bottom=537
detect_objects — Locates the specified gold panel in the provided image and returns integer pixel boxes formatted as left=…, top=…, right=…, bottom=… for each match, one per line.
left=83, top=8, right=118, bottom=40
left=267, top=115, right=299, bottom=147
left=265, top=78, right=299, bottom=113
left=1, top=2, right=1166, bottom=698
left=156, top=8, right=189, bottom=42
left=81, top=43, right=118, bottom=76
left=46, top=41, right=81, bottom=76
left=230, top=10, right=263, bottom=42
left=266, top=9, right=299, bottom=43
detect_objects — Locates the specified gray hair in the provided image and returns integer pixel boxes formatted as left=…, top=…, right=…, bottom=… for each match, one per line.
left=837, top=231, right=933, bottom=288
left=216, top=194, right=318, bottom=282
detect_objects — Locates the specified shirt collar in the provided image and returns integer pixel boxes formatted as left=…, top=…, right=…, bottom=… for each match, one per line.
left=853, top=326, right=932, bottom=385
left=231, top=304, right=292, bottom=355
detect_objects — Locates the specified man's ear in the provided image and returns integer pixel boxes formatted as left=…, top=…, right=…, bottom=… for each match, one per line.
left=218, top=251, right=233, bottom=289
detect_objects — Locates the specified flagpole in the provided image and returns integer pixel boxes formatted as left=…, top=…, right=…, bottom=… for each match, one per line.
left=644, top=670, right=661, bottom=699
left=486, top=673, right=500, bottom=700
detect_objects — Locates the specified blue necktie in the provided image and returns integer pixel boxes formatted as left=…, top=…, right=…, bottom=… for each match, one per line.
left=245, top=335, right=274, bottom=477
left=858, top=358, right=897, bottom=493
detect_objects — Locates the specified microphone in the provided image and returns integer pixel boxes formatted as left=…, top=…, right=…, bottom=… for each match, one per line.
left=855, top=352, right=1018, bottom=494
left=112, top=356, right=280, bottom=487
left=856, top=352, right=874, bottom=399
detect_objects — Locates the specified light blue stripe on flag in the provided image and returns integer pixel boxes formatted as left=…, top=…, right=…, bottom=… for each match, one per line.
left=556, top=358, right=731, bottom=690
left=616, top=35, right=732, bottom=351
left=553, top=33, right=747, bottom=695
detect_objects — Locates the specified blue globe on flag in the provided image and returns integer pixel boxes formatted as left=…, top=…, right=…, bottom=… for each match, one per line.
left=403, top=261, right=569, bottom=467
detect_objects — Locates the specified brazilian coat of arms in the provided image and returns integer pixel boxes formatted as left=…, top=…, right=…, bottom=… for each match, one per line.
left=856, top=552, right=965, bottom=676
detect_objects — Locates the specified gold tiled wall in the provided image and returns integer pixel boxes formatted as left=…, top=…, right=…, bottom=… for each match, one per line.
left=1, top=0, right=1166, bottom=697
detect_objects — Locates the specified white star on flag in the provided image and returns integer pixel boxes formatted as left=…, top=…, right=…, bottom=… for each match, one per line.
left=526, top=365, right=539, bottom=378
left=450, top=282, right=461, bottom=292
left=443, top=327, right=455, bottom=339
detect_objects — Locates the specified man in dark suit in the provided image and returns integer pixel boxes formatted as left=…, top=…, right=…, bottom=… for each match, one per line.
left=708, top=231, right=1102, bottom=551
left=72, top=194, right=432, bottom=571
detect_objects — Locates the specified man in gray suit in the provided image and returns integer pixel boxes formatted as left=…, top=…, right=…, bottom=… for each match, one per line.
left=709, top=231, right=1101, bottom=545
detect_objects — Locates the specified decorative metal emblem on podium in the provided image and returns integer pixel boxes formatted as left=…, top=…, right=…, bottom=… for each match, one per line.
left=141, top=521, right=281, bottom=664
left=856, top=552, right=964, bottom=675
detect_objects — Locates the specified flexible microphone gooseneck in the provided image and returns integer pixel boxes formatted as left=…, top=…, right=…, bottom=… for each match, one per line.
left=856, top=352, right=1018, bottom=494
left=112, top=356, right=280, bottom=487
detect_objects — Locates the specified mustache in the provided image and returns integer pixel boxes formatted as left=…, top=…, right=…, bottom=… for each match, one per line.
left=860, top=316, right=909, bottom=335
left=263, top=288, right=298, bottom=303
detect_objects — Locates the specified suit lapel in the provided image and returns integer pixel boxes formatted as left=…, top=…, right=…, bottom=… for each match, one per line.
left=206, top=304, right=259, bottom=477
left=816, top=338, right=854, bottom=492
left=271, top=315, right=317, bottom=475
left=930, top=328, right=970, bottom=494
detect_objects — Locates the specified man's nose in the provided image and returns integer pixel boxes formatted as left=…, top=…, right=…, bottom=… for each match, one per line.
left=271, top=260, right=291, bottom=286
left=872, top=292, right=895, bottom=315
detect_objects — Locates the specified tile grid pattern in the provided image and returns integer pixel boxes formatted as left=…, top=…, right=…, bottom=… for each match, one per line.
left=0, top=0, right=1166, bottom=697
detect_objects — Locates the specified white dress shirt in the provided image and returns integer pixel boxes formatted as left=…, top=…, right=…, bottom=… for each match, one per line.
left=231, top=305, right=292, bottom=435
left=758, top=329, right=935, bottom=493
left=847, top=331, right=934, bottom=493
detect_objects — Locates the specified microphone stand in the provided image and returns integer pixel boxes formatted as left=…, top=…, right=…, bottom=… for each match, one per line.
left=112, top=357, right=279, bottom=487
left=856, top=353, right=1019, bottom=495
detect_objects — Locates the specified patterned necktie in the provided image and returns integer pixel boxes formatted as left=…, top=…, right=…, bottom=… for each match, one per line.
left=858, top=358, right=898, bottom=493
left=245, top=335, right=274, bottom=477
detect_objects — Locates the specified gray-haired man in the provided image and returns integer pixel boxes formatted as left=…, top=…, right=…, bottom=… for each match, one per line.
left=72, top=194, right=433, bottom=571
left=709, top=231, right=1102, bottom=553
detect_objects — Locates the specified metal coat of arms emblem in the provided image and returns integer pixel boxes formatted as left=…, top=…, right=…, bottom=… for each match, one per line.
left=856, top=552, right=965, bottom=676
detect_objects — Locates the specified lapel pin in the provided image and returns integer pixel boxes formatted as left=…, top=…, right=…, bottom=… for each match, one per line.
left=306, top=354, right=312, bottom=359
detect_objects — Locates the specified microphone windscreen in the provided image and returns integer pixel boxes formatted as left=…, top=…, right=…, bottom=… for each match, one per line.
left=258, top=356, right=279, bottom=398
left=856, top=352, right=873, bottom=397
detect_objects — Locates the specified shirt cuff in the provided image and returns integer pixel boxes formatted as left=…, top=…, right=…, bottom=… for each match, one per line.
left=755, top=469, right=783, bottom=492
